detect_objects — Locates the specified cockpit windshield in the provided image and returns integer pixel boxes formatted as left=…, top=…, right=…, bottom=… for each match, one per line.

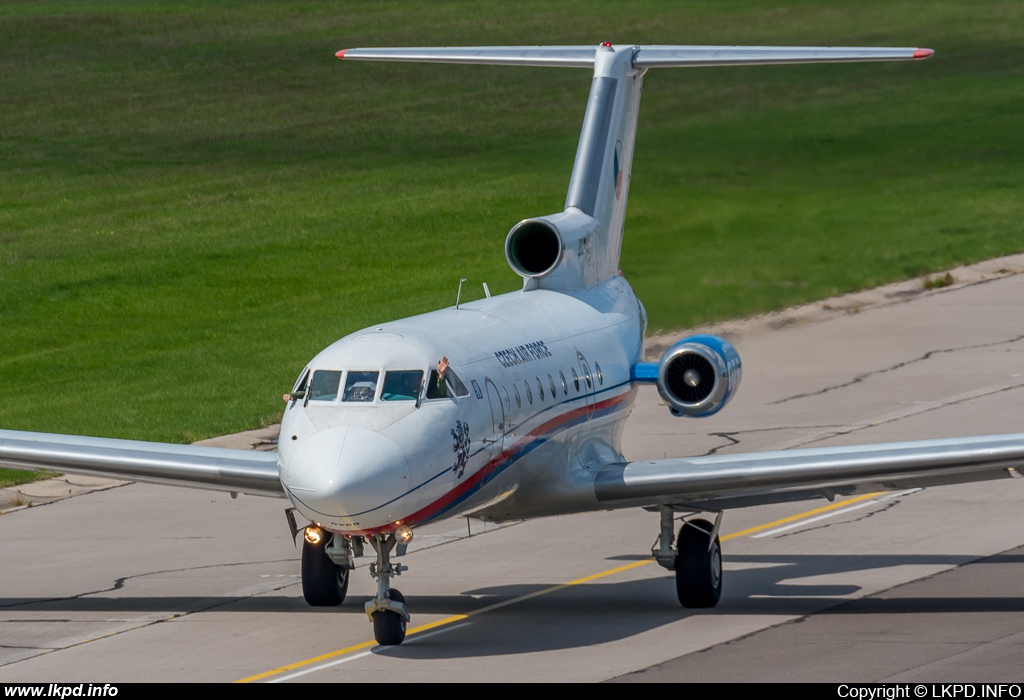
left=308, top=370, right=341, bottom=401
left=381, top=370, right=423, bottom=401
left=302, top=366, right=453, bottom=404
left=343, top=371, right=379, bottom=402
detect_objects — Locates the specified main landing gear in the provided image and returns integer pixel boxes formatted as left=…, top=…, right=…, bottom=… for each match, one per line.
left=653, top=506, right=723, bottom=608
left=301, top=528, right=355, bottom=606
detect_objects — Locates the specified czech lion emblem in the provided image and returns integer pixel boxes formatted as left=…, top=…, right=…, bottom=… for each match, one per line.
left=450, top=420, right=470, bottom=479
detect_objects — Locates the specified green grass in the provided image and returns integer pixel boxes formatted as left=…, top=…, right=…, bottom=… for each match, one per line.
left=1, top=0, right=1022, bottom=450
left=0, top=469, right=51, bottom=489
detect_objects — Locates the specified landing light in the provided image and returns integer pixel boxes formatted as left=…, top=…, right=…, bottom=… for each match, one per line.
left=395, top=524, right=414, bottom=545
left=304, top=525, right=324, bottom=545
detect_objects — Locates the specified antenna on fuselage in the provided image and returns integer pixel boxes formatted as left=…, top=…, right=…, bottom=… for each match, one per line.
left=455, top=278, right=468, bottom=308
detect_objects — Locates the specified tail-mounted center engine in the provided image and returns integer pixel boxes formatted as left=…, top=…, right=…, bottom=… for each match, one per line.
left=506, top=219, right=563, bottom=279
left=504, top=209, right=600, bottom=289
left=632, top=334, right=742, bottom=418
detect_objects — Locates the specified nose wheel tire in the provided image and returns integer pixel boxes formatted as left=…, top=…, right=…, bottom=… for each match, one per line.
left=674, top=518, right=722, bottom=608
left=373, top=589, right=407, bottom=646
left=301, top=535, right=349, bottom=606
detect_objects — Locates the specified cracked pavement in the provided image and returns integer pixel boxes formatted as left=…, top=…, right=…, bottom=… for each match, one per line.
left=2, top=253, right=1024, bottom=681
left=627, top=253, right=1024, bottom=458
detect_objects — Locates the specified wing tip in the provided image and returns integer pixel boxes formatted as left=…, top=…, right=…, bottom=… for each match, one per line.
left=913, top=48, right=934, bottom=60
left=335, top=49, right=351, bottom=59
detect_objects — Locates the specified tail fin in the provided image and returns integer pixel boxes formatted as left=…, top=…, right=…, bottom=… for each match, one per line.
left=339, top=44, right=931, bottom=289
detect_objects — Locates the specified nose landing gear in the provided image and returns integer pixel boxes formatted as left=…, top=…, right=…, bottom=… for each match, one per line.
left=365, top=533, right=410, bottom=645
left=372, top=588, right=407, bottom=646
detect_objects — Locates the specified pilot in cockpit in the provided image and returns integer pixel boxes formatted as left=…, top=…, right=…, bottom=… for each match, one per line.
left=425, top=356, right=457, bottom=399
left=431, top=356, right=451, bottom=398
left=426, top=357, right=470, bottom=399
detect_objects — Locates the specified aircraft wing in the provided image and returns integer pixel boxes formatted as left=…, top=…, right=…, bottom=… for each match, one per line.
left=594, top=433, right=1024, bottom=511
left=0, top=429, right=283, bottom=497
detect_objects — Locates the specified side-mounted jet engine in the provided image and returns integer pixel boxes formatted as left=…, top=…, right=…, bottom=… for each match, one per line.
left=631, top=335, right=742, bottom=417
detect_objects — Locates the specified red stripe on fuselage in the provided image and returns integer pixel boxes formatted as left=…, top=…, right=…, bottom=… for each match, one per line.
left=348, top=388, right=633, bottom=535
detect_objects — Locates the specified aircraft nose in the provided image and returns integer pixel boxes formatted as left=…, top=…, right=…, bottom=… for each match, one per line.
left=283, top=427, right=409, bottom=521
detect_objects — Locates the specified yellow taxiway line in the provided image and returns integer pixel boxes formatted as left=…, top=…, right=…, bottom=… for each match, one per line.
left=236, top=491, right=884, bottom=683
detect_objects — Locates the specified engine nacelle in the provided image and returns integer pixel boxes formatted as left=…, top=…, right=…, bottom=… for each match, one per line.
left=644, top=334, right=742, bottom=418
left=504, top=209, right=599, bottom=287
left=505, top=218, right=563, bottom=279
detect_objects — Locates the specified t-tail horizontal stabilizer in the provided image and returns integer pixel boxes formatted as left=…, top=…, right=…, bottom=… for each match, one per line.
left=338, top=44, right=932, bottom=290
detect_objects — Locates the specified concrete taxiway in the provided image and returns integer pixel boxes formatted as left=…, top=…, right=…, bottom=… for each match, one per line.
left=1, top=255, right=1023, bottom=682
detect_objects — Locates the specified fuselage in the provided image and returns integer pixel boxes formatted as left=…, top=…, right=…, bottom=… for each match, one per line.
left=278, top=275, right=646, bottom=535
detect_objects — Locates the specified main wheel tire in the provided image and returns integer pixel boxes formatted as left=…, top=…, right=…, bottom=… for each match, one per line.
left=674, top=518, right=722, bottom=608
left=301, top=534, right=349, bottom=606
left=373, top=589, right=407, bottom=646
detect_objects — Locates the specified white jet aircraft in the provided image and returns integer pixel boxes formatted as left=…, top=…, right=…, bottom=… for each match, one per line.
left=4, top=43, right=1024, bottom=647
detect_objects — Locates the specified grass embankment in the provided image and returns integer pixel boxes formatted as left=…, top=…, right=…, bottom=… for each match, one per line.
left=0, top=470, right=49, bottom=489
left=0, top=0, right=1021, bottom=471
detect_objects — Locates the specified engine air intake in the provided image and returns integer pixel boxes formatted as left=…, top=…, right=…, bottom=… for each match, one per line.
left=505, top=219, right=563, bottom=278
left=656, top=334, right=742, bottom=418
left=666, top=352, right=716, bottom=404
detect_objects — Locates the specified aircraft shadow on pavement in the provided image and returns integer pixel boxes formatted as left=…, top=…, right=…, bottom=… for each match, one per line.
left=372, top=550, right=1024, bottom=660
left=3, top=550, right=1022, bottom=660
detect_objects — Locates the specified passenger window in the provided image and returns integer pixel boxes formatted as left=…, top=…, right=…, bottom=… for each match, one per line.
left=381, top=370, right=423, bottom=401
left=501, top=387, right=511, bottom=412
left=559, top=371, right=568, bottom=395
left=595, top=362, right=603, bottom=386
left=309, top=370, right=341, bottom=402
left=514, top=385, right=521, bottom=409
left=343, top=371, right=379, bottom=402
left=536, top=377, right=544, bottom=402
left=525, top=381, right=533, bottom=405
left=571, top=368, right=580, bottom=392
left=548, top=374, right=557, bottom=398
left=426, top=367, right=470, bottom=399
